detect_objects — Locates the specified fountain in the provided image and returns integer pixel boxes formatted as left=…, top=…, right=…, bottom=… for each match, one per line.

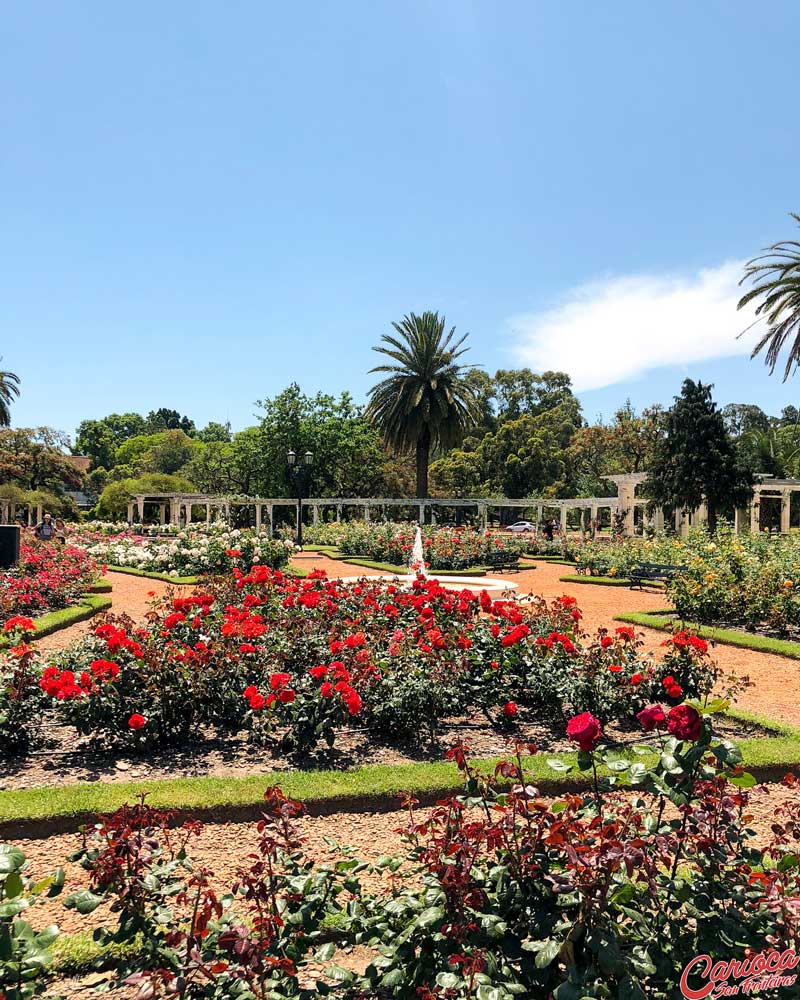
left=340, top=523, right=518, bottom=597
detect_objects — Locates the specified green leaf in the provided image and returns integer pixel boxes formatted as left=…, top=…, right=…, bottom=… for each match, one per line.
left=0, top=844, right=25, bottom=875
left=417, top=905, right=445, bottom=929
left=63, top=890, right=104, bottom=914
left=547, top=759, right=573, bottom=773
left=728, top=771, right=757, bottom=788
left=326, top=964, right=354, bottom=982
left=535, top=938, right=561, bottom=969
left=4, top=872, right=23, bottom=900
left=436, top=972, right=460, bottom=989
left=315, top=942, right=336, bottom=962
left=778, top=853, right=799, bottom=872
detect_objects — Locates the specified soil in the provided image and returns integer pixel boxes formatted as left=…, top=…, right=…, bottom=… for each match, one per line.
left=1, top=709, right=766, bottom=792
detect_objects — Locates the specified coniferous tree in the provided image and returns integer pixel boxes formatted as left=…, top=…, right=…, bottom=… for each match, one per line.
left=645, top=379, right=754, bottom=531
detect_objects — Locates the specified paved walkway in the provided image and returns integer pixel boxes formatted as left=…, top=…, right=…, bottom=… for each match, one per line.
left=34, top=571, right=192, bottom=655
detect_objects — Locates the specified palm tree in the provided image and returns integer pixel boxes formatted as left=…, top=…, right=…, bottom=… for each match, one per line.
left=366, top=311, right=480, bottom=498
left=0, top=363, right=20, bottom=427
left=738, top=213, right=800, bottom=379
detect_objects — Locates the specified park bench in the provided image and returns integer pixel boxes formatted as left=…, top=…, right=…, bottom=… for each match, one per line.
left=629, top=562, right=685, bottom=589
left=484, top=550, right=522, bottom=574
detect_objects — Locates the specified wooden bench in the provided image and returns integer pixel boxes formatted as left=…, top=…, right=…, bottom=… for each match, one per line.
left=629, top=562, right=685, bottom=589
left=484, top=551, right=522, bottom=574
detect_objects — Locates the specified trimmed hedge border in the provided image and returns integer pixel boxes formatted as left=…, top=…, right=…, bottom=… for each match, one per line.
left=527, top=555, right=577, bottom=566
left=615, top=609, right=800, bottom=660
left=1, top=594, right=113, bottom=651
left=302, top=548, right=535, bottom=578
left=559, top=574, right=666, bottom=590
left=1, top=709, right=796, bottom=839
left=105, top=565, right=200, bottom=585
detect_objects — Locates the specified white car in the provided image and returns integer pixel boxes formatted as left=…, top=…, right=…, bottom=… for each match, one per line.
left=507, top=520, right=536, bottom=533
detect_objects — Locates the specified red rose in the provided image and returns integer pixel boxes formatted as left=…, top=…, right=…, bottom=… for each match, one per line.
left=128, top=713, right=146, bottom=730
left=278, top=689, right=296, bottom=704
left=566, top=712, right=602, bottom=752
left=608, top=664, right=623, bottom=673
left=250, top=693, right=266, bottom=710
left=600, top=636, right=613, bottom=648
left=666, top=704, right=702, bottom=742
left=320, top=682, right=333, bottom=697
left=503, top=701, right=518, bottom=717
left=667, top=683, right=683, bottom=699
left=630, top=672, right=643, bottom=685
left=636, top=704, right=666, bottom=732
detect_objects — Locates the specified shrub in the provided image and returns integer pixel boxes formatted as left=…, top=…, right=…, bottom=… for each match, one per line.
left=0, top=540, right=98, bottom=627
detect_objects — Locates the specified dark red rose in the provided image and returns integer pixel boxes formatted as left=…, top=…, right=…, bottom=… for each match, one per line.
left=503, top=701, right=518, bottom=717
left=128, top=713, right=146, bottom=730
left=667, top=704, right=702, bottom=742
left=566, top=712, right=602, bottom=752
left=636, top=704, right=666, bottom=732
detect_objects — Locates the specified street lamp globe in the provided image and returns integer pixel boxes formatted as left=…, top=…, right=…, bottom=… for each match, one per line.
left=287, top=450, right=296, bottom=466
left=304, top=450, right=313, bottom=466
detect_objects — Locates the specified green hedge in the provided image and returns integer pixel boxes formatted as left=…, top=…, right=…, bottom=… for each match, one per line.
left=615, top=609, right=800, bottom=659
left=106, top=565, right=200, bottom=585
left=1, top=594, right=113, bottom=651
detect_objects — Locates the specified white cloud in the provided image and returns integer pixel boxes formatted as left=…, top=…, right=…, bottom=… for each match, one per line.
left=507, top=261, right=762, bottom=392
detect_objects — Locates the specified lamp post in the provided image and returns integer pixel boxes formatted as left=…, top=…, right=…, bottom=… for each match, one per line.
left=287, top=449, right=314, bottom=547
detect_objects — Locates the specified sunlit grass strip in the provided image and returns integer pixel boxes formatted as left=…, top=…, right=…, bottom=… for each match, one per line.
left=1, top=711, right=797, bottom=832
left=616, top=609, right=800, bottom=660
left=1, top=595, right=113, bottom=651
left=105, top=565, right=200, bottom=585
left=302, top=546, right=529, bottom=577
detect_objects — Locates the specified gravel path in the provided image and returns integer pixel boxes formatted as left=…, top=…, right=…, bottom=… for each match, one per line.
left=33, top=571, right=194, bottom=655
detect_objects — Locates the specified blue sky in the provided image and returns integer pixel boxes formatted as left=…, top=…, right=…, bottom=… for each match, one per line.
left=2, top=0, right=799, bottom=438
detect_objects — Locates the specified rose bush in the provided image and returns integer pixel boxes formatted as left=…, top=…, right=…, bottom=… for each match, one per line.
left=0, top=540, right=98, bottom=627
left=299, top=520, right=530, bottom=570
left=45, top=707, right=800, bottom=1000
left=25, top=568, right=727, bottom=757
left=67, top=522, right=290, bottom=577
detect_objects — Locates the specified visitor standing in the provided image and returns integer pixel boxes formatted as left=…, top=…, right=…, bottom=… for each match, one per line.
left=54, top=517, right=66, bottom=544
left=34, top=513, right=56, bottom=541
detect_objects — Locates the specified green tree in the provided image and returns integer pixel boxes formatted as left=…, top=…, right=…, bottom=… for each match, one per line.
left=0, top=363, right=21, bottom=427
left=96, top=473, right=196, bottom=520
left=0, top=427, right=83, bottom=494
left=721, top=403, right=770, bottom=438
left=365, top=311, right=480, bottom=497
left=144, top=408, right=196, bottom=435
left=645, top=380, right=753, bottom=531
left=73, top=419, right=116, bottom=469
left=198, top=421, right=232, bottom=443
left=738, top=213, right=800, bottom=379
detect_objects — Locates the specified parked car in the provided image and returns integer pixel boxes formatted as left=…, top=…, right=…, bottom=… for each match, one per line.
left=506, top=520, right=536, bottom=533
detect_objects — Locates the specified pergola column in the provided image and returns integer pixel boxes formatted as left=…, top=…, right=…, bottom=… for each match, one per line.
left=136, top=496, right=145, bottom=523
left=159, top=503, right=167, bottom=525
left=652, top=506, right=664, bottom=531
left=312, top=505, right=319, bottom=526
left=479, top=503, right=488, bottom=531
left=418, top=503, right=425, bottom=524
left=559, top=505, right=568, bottom=532
left=537, top=504, right=543, bottom=526
left=255, top=504, right=262, bottom=532
left=364, top=504, right=370, bottom=523
left=781, top=489, right=792, bottom=534
left=750, top=491, right=761, bottom=533
left=206, top=503, right=211, bottom=524
left=336, top=504, right=342, bottom=523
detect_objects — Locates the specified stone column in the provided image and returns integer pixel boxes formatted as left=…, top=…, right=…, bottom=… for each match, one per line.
left=1, top=501, right=8, bottom=525
left=136, top=497, right=145, bottom=523
left=313, top=505, right=319, bottom=526
left=560, top=506, right=568, bottom=533
left=734, top=507, right=746, bottom=533
left=430, top=507, right=436, bottom=527
left=418, top=503, right=425, bottom=524
left=127, top=502, right=134, bottom=523
left=781, top=489, right=792, bottom=534
left=159, top=503, right=167, bottom=525
left=364, top=504, right=370, bottom=523
left=336, top=504, right=342, bottom=523
left=652, top=506, right=664, bottom=531
left=537, top=504, right=543, bottom=526
left=750, top=492, right=760, bottom=533
left=266, top=504, right=274, bottom=536
left=616, top=482, right=636, bottom=536
left=694, top=503, right=707, bottom=527
left=255, top=504, right=262, bottom=532
left=479, top=504, right=488, bottom=531
left=206, top=503, right=211, bottom=524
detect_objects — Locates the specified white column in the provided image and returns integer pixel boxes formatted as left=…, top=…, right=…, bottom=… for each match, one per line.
left=479, top=504, right=488, bottom=531
left=136, top=497, right=145, bottom=523
left=781, top=490, right=791, bottom=534
left=206, top=503, right=211, bottom=524
left=255, top=504, right=262, bottom=531
left=159, top=503, right=167, bottom=524
left=313, top=505, right=319, bottom=526
left=127, top=502, right=134, bottom=523
left=364, top=504, right=370, bottom=523
left=750, top=491, right=760, bottom=533
left=560, top=506, right=568, bottom=532
left=418, top=503, right=425, bottom=524
left=336, top=504, right=342, bottom=523
left=653, top=506, right=664, bottom=531
left=266, top=504, right=274, bottom=536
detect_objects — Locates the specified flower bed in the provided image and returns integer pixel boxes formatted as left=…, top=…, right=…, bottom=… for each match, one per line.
left=12, top=710, right=800, bottom=1000
left=299, top=521, right=530, bottom=570
left=0, top=568, right=743, bottom=761
left=574, top=525, right=800, bottom=633
left=0, top=540, right=98, bottom=629
left=66, top=522, right=290, bottom=578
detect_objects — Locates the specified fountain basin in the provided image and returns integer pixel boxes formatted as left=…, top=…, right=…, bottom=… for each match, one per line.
left=339, top=573, right=518, bottom=597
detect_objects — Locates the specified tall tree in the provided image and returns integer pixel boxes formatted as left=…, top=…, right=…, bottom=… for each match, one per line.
left=645, top=380, right=753, bottom=531
left=365, top=311, right=480, bottom=497
left=0, top=364, right=20, bottom=427
left=738, top=213, right=800, bottom=379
